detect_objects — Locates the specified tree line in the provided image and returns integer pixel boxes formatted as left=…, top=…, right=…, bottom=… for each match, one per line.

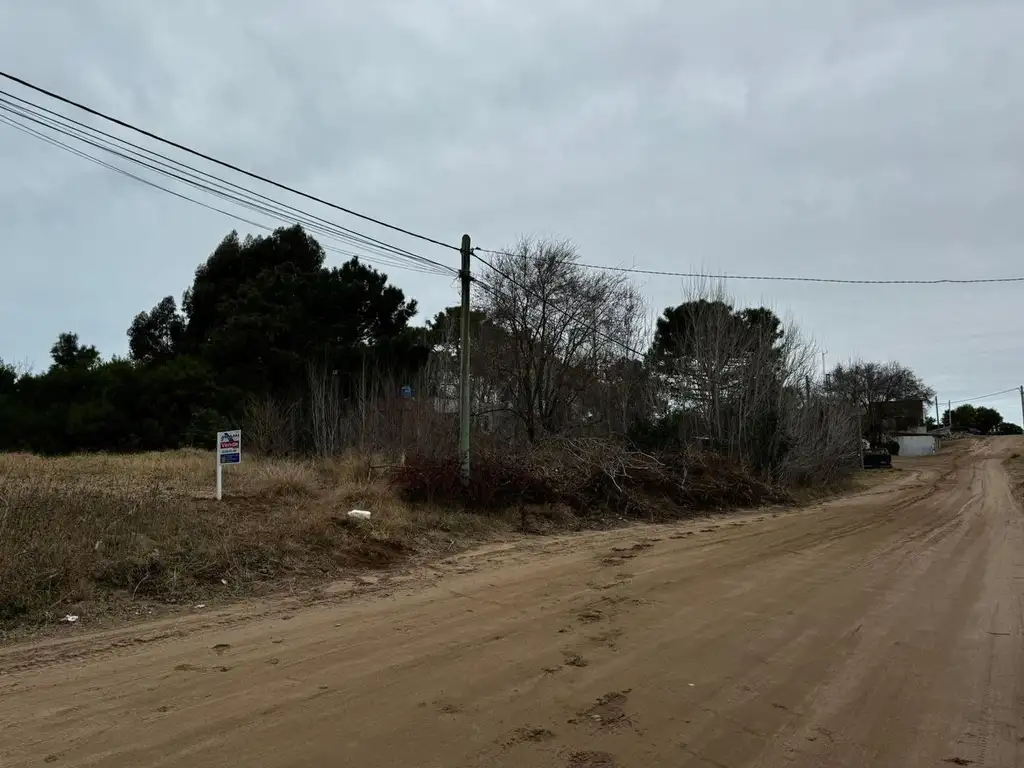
left=927, top=404, right=1022, bottom=435
left=0, top=226, right=425, bottom=454
left=3, top=225, right=991, bottom=482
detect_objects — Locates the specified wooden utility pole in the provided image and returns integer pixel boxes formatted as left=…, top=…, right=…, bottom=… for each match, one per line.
left=1019, top=385, right=1023, bottom=431
left=458, top=234, right=472, bottom=486
left=858, top=410, right=865, bottom=469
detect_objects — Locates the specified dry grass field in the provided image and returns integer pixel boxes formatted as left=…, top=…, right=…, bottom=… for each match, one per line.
left=0, top=450, right=525, bottom=627
left=0, top=444, right=890, bottom=632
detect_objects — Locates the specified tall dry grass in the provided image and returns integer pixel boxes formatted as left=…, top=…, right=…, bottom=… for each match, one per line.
left=1, top=440, right=802, bottom=627
left=0, top=450, right=514, bottom=624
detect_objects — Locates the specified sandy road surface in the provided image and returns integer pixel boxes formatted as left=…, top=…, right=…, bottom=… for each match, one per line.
left=2, top=441, right=1022, bottom=767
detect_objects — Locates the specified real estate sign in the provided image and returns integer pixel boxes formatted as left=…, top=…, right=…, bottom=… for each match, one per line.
left=216, top=429, right=241, bottom=500
left=218, top=430, right=241, bottom=464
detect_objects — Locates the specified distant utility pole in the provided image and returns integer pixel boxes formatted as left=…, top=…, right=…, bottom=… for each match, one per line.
left=858, top=411, right=865, bottom=469
left=1019, top=385, right=1023, bottom=430
left=821, top=350, right=827, bottom=381
left=458, top=234, right=473, bottom=486
left=948, top=399, right=953, bottom=430
left=934, top=397, right=940, bottom=427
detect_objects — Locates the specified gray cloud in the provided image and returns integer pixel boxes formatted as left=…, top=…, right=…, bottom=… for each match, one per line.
left=2, top=0, right=1022, bottom=419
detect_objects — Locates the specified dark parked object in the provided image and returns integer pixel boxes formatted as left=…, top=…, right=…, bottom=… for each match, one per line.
left=863, top=448, right=892, bottom=469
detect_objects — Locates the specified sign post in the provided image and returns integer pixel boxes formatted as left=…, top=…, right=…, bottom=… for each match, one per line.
left=216, top=429, right=241, bottom=500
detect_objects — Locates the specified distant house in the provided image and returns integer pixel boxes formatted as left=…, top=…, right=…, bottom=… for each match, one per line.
left=866, top=399, right=927, bottom=432
left=863, top=399, right=927, bottom=445
left=892, top=430, right=940, bottom=457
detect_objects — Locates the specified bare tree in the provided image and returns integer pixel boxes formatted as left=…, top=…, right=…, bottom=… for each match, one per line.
left=827, top=359, right=934, bottom=443
left=243, top=394, right=300, bottom=456
left=827, top=360, right=934, bottom=409
left=774, top=325, right=861, bottom=484
left=649, top=282, right=858, bottom=483
left=477, top=238, right=646, bottom=442
left=307, top=362, right=344, bottom=458
left=585, top=291, right=658, bottom=436
left=422, top=306, right=508, bottom=434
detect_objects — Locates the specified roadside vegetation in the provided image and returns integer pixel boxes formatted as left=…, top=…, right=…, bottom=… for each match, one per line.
left=0, top=445, right=788, bottom=626
left=4, top=226, right=997, bottom=629
left=1005, top=448, right=1024, bottom=503
left=0, top=450, right=512, bottom=625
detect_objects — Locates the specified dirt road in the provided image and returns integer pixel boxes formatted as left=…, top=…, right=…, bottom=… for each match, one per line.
left=2, top=441, right=1022, bottom=767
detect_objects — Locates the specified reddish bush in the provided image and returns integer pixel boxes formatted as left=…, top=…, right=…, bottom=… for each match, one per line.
left=390, top=452, right=557, bottom=510
left=391, top=440, right=788, bottom=520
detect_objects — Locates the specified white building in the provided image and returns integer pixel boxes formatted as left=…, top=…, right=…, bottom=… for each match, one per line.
left=893, top=432, right=940, bottom=457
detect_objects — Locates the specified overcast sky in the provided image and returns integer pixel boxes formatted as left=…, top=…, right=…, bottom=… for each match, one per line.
left=1, top=1, right=1022, bottom=422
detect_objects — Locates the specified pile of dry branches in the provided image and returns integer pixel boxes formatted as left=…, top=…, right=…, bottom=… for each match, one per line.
left=391, top=437, right=787, bottom=520
left=539, top=437, right=787, bottom=519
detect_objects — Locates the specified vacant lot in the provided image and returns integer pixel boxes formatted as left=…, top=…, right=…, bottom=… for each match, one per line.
left=0, top=450, right=524, bottom=628
left=0, top=438, right=1020, bottom=766
left=0, top=444, right=793, bottom=631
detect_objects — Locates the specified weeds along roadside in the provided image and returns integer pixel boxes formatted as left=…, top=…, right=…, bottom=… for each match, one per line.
left=0, top=443, right=787, bottom=628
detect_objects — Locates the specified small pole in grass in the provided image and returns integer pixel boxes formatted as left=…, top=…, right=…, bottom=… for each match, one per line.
left=216, top=429, right=242, bottom=500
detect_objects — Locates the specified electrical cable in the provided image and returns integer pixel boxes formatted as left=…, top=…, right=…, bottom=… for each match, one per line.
left=474, top=248, right=1024, bottom=286
left=0, top=92, right=456, bottom=276
left=0, top=109, right=448, bottom=276
left=0, top=95, right=448, bottom=272
left=0, top=70, right=461, bottom=252
left=946, top=388, right=1019, bottom=406
left=0, top=111, right=452, bottom=277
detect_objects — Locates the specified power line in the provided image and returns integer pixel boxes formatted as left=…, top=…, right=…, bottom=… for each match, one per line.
left=0, top=108, right=449, bottom=277
left=2, top=92, right=450, bottom=272
left=0, top=69, right=461, bottom=253
left=474, top=248, right=1024, bottom=286
left=947, top=388, right=1019, bottom=407
left=0, top=93, right=444, bottom=271
left=473, top=260, right=1022, bottom=430
left=0, top=112, right=263, bottom=231
left=0, top=99, right=456, bottom=277
left=471, top=250, right=1024, bottom=388
left=0, top=111, right=449, bottom=277
left=0, top=90, right=455, bottom=276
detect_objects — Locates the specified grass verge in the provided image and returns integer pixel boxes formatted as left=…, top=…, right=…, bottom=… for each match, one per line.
left=0, top=450, right=534, bottom=630
left=0, top=445, right=793, bottom=632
